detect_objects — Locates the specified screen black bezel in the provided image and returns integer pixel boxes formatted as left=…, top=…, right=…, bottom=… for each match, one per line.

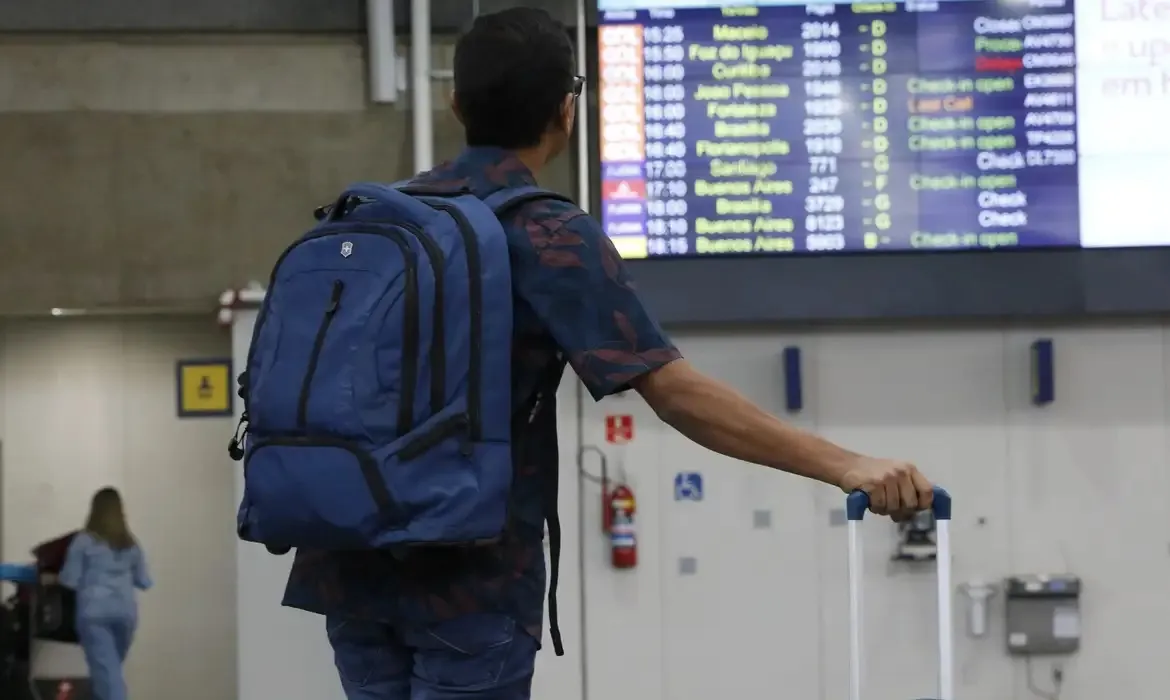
left=578, top=9, right=1170, bottom=325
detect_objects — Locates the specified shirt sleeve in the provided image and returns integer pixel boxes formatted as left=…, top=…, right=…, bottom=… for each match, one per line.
left=133, top=546, right=153, bottom=591
left=510, top=200, right=681, bottom=401
left=58, top=533, right=88, bottom=590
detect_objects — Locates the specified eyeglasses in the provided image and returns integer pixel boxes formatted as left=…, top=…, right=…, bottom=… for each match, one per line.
left=570, top=75, right=585, bottom=98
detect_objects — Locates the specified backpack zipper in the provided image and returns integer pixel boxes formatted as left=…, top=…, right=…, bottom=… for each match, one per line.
left=381, top=233, right=421, bottom=435
left=419, top=202, right=483, bottom=442
left=394, top=222, right=446, bottom=418
left=397, top=412, right=471, bottom=461
left=296, top=280, right=345, bottom=429
left=249, top=435, right=396, bottom=514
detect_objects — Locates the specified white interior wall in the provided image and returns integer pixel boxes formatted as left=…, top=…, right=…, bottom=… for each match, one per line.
left=573, top=321, right=1170, bottom=700
left=232, top=318, right=1170, bottom=700
left=0, top=316, right=236, bottom=700
left=582, top=323, right=1170, bottom=700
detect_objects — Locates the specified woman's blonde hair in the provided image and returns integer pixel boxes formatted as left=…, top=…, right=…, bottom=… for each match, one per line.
left=84, top=487, right=135, bottom=550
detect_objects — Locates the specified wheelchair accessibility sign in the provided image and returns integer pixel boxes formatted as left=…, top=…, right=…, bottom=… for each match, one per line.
left=674, top=472, right=703, bottom=502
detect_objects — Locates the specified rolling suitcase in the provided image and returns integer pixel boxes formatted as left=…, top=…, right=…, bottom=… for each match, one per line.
left=845, top=487, right=953, bottom=700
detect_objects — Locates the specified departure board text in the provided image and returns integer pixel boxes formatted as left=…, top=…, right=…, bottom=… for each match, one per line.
left=597, top=0, right=1080, bottom=257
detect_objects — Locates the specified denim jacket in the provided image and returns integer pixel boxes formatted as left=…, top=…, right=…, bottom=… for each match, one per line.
left=59, top=532, right=152, bottom=621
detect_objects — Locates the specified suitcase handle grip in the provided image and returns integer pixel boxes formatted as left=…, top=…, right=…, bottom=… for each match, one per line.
left=845, top=486, right=951, bottom=521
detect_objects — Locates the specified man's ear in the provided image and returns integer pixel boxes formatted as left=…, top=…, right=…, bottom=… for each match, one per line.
left=560, top=94, right=577, bottom=134
left=450, top=90, right=464, bottom=125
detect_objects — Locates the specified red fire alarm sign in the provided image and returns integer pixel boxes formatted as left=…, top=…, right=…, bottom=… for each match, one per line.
left=605, top=414, right=634, bottom=444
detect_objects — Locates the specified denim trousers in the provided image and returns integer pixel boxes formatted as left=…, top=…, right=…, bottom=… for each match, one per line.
left=76, top=615, right=135, bottom=700
left=326, top=613, right=539, bottom=700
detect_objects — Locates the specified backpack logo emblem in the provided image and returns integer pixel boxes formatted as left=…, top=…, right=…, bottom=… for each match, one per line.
left=340, top=241, right=353, bottom=258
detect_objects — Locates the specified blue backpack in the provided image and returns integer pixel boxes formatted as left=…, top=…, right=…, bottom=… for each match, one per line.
left=228, top=182, right=573, bottom=621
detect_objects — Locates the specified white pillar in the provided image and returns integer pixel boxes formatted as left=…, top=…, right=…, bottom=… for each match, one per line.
left=411, top=0, right=434, bottom=172
left=575, top=0, right=591, bottom=213
left=367, top=0, right=398, bottom=103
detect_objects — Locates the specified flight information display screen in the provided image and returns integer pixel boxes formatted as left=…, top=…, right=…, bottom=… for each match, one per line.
left=596, top=0, right=1170, bottom=258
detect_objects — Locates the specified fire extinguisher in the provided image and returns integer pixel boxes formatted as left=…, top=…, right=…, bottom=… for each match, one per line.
left=606, top=484, right=637, bottom=569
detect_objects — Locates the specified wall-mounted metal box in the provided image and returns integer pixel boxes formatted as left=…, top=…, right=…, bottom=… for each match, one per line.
left=1004, top=574, right=1081, bottom=655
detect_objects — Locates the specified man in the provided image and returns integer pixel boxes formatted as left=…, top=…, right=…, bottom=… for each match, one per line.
left=283, top=8, right=935, bottom=700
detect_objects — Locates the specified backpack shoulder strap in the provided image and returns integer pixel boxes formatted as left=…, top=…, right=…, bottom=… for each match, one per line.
left=481, top=186, right=576, bottom=219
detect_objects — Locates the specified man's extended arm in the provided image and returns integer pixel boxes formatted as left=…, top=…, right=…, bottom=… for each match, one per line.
left=507, top=203, right=933, bottom=519
left=633, top=359, right=933, bottom=518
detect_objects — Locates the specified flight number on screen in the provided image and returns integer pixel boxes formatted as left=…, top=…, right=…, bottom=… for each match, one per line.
left=1025, top=149, right=1076, bottom=166
left=809, top=155, right=839, bottom=173
left=805, top=98, right=844, bottom=116
left=809, top=176, right=839, bottom=193
left=805, top=195, right=845, bottom=213
left=806, top=80, right=842, bottom=97
left=805, top=215, right=846, bottom=232
left=803, top=41, right=842, bottom=59
left=804, top=118, right=844, bottom=136
left=801, top=21, right=841, bottom=39
left=802, top=60, right=842, bottom=77
left=807, top=138, right=843, bottom=155
left=805, top=233, right=846, bottom=250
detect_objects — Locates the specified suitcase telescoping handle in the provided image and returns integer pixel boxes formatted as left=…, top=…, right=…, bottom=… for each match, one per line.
left=845, top=487, right=953, bottom=700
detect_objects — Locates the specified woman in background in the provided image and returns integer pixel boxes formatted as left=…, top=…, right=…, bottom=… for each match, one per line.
left=59, top=487, right=152, bottom=700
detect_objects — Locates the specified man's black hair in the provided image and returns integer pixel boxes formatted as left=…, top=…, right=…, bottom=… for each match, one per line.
left=453, top=8, right=576, bottom=150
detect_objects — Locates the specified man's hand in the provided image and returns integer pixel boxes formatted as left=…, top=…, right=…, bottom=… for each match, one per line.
left=838, top=457, right=934, bottom=521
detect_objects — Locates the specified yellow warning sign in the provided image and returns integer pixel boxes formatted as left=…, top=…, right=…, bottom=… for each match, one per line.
left=176, top=359, right=232, bottom=417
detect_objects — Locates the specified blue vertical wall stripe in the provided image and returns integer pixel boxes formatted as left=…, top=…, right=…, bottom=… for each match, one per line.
left=1031, top=339, right=1055, bottom=405
left=783, top=346, right=803, bottom=413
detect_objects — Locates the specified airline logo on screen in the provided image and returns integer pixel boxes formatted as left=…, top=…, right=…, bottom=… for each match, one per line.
left=602, top=178, right=647, bottom=200
left=599, top=24, right=650, bottom=260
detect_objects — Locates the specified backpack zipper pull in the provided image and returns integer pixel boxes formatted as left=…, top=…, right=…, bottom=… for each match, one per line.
left=528, top=394, right=545, bottom=425
left=227, top=411, right=249, bottom=461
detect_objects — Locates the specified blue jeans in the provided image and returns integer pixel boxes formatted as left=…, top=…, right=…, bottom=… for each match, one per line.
left=76, top=616, right=135, bottom=700
left=326, top=613, right=538, bottom=700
